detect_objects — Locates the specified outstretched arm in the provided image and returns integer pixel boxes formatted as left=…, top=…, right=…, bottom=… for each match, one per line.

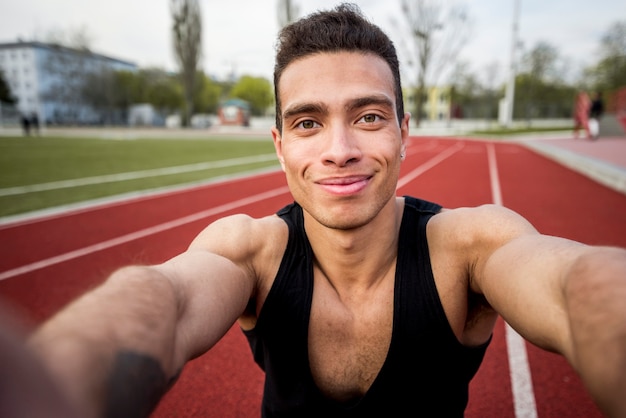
left=474, top=209, right=626, bottom=417
left=562, top=246, right=626, bottom=417
left=28, top=236, right=254, bottom=418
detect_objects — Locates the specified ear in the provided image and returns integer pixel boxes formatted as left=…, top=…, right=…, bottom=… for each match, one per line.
left=400, top=112, right=410, bottom=159
left=271, top=126, right=286, bottom=172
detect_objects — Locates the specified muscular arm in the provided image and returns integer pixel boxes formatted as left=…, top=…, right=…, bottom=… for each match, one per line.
left=27, top=217, right=258, bottom=418
left=470, top=207, right=626, bottom=417
left=559, top=246, right=626, bottom=417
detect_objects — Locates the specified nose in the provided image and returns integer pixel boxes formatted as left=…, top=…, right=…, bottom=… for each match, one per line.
left=319, top=124, right=362, bottom=167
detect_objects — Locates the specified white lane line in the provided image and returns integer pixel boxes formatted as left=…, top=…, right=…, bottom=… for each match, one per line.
left=487, top=143, right=503, bottom=206
left=505, top=323, right=539, bottom=418
left=487, top=142, right=538, bottom=418
left=0, top=154, right=278, bottom=197
left=396, top=142, right=465, bottom=190
left=0, top=186, right=290, bottom=281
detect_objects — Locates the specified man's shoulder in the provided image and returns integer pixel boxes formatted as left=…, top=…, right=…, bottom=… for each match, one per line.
left=428, top=204, right=537, bottom=247
left=191, top=212, right=288, bottom=257
left=205, top=212, right=287, bottom=240
left=426, top=205, right=539, bottom=291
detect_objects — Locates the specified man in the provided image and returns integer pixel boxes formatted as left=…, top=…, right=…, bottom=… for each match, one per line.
left=588, top=91, right=605, bottom=140
left=26, top=4, right=626, bottom=418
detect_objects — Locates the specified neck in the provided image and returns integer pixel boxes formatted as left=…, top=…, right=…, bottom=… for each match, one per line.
left=304, top=197, right=404, bottom=287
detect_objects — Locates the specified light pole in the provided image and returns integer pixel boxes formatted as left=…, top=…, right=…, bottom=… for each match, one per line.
left=503, top=0, right=520, bottom=128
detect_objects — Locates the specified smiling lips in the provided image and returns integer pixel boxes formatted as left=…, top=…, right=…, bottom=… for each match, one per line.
left=316, top=175, right=372, bottom=195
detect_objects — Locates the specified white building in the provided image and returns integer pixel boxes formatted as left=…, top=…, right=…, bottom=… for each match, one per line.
left=0, top=41, right=137, bottom=125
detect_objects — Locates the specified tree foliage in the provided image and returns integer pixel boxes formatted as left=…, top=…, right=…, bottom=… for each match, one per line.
left=193, top=72, right=223, bottom=114
left=510, top=41, right=577, bottom=121
left=230, top=76, right=273, bottom=116
left=448, top=61, right=500, bottom=119
left=171, top=0, right=202, bottom=126
left=585, top=20, right=626, bottom=92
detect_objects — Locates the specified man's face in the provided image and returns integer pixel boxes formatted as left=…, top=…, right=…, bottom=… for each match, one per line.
left=272, top=51, right=409, bottom=230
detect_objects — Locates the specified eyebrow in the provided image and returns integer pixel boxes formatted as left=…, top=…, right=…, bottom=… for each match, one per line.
left=282, top=94, right=394, bottom=121
left=282, top=102, right=328, bottom=122
left=345, top=94, right=394, bottom=113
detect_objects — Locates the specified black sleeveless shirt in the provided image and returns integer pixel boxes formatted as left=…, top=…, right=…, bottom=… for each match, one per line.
left=243, top=196, right=490, bottom=417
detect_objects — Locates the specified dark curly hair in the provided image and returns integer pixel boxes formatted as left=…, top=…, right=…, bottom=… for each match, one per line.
left=273, top=3, right=404, bottom=132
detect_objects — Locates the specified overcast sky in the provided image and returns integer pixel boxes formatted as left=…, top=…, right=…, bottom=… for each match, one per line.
left=0, top=0, right=623, bottom=86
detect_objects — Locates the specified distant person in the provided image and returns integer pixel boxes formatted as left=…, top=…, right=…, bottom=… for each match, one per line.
left=12, top=4, right=626, bottom=418
left=20, top=113, right=30, bottom=136
left=588, top=91, right=604, bottom=140
left=573, top=91, right=591, bottom=139
left=30, top=112, right=40, bottom=136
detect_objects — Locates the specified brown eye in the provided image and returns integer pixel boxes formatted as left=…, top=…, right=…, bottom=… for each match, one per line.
left=361, top=114, right=380, bottom=123
left=299, top=120, right=319, bottom=129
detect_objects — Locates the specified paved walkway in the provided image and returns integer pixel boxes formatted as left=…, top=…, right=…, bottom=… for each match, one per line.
left=518, top=135, right=626, bottom=195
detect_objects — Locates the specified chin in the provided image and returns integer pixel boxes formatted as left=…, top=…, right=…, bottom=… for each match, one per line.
left=315, top=203, right=378, bottom=231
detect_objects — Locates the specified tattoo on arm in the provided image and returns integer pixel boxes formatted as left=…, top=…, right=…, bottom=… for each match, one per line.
left=104, top=351, right=180, bottom=418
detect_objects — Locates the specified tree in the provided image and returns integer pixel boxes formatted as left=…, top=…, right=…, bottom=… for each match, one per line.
left=448, top=61, right=500, bottom=120
left=521, top=41, right=560, bottom=82
left=586, top=20, right=626, bottom=91
left=80, top=67, right=118, bottom=124
left=514, top=42, right=576, bottom=121
left=148, top=74, right=184, bottom=115
left=398, top=0, right=471, bottom=126
left=277, top=0, right=299, bottom=28
left=171, top=0, right=202, bottom=127
left=0, top=70, right=16, bottom=104
left=193, top=72, right=222, bottom=114
left=230, top=75, right=273, bottom=116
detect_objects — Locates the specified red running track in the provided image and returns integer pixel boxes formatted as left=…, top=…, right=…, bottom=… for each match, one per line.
left=1, top=137, right=625, bottom=417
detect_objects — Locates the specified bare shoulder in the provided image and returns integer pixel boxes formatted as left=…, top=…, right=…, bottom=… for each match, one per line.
left=189, top=213, right=289, bottom=280
left=426, top=204, right=540, bottom=299
left=428, top=204, right=538, bottom=249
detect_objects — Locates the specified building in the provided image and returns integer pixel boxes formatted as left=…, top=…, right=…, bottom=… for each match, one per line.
left=424, top=86, right=453, bottom=121
left=0, top=41, right=137, bottom=125
left=218, top=98, right=250, bottom=126
left=403, top=85, right=453, bottom=123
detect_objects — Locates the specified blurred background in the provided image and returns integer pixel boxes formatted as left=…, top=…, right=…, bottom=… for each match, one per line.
left=0, top=0, right=624, bottom=133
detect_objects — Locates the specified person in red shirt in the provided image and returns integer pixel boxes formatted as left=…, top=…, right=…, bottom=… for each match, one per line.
left=573, top=91, right=590, bottom=139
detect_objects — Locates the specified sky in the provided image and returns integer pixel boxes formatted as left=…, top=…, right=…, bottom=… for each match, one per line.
left=0, top=0, right=623, bottom=86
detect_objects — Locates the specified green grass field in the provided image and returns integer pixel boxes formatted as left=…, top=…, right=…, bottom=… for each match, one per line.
left=0, top=135, right=279, bottom=218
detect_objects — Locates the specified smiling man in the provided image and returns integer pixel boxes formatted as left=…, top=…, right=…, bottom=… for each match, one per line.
left=275, top=52, right=405, bottom=230
left=24, top=3, right=626, bottom=418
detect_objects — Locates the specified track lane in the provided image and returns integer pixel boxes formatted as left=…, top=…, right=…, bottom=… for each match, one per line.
left=0, top=170, right=289, bottom=272
left=495, top=141, right=626, bottom=418
left=1, top=137, right=624, bottom=417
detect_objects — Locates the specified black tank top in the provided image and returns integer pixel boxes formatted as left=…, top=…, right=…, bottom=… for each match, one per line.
left=243, top=196, right=490, bottom=417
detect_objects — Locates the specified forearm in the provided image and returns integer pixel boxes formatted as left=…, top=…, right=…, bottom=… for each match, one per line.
left=28, top=266, right=181, bottom=418
left=565, top=247, right=626, bottom=417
